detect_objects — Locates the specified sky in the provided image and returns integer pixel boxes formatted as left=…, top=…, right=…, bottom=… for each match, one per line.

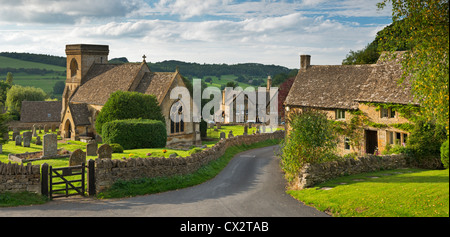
left=0, top=0, right=393, bottom=69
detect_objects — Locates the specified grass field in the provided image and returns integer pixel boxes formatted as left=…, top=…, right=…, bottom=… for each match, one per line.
left=288, top=168, right=449, bottom=217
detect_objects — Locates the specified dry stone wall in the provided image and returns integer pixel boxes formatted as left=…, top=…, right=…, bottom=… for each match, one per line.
left=94, top=131, right=285, bottom=193
left=0, top=161, right=41, bottom=194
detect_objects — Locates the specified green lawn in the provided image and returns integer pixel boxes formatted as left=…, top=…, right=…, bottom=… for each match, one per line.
left=288, top=168, right=449, bottom=217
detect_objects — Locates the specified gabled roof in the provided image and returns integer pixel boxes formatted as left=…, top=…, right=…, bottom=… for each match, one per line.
left=20, top=101, right=62, bottom=123
left=70, top=63, right=148, bottom=105
left=134, top=71, right=177, bottom=104
left=285, top=64, right=374, bottom=110
left=69, top=103, right=91, bottom=126
left=355, top=52, right=418, bottom=105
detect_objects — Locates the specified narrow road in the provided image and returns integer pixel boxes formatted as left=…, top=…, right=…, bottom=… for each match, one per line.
left=0, top=145, right=328, bottom=217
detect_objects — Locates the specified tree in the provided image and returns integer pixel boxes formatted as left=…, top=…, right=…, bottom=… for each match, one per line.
left=52, top=81, right=65, bottom=95
left=0, top=81, right=12, bottom=107
left=378, top=0, right=449, bottom=134
left=6, top=72, right=13, bottom=85
left=0, top=113, right=10, bottom=145
left=95, top=91, right=165, bottom=134
left=5, top=85, right=47, bottom=120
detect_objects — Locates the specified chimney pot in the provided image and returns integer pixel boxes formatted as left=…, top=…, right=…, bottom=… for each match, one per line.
left=300, top=55, right=311, bottom=70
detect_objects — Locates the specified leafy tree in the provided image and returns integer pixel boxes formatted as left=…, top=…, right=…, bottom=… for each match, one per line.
left=5, top=85, right=47, bottom=120
left=5, top=72, right=13, bottom=85
left=95, top=91, right=165, bottom=134
left=52, top=81, right=65, bottom=95
left=0, top=113, right=10, bottom=145
left=280, top=110, right=339, bottom=182
left=378, top=0, right=449, bottom=134
left=0, top=81, right=12, bottom=107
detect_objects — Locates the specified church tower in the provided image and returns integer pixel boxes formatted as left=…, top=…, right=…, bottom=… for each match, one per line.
left=61, top=44, right=109, bottom=126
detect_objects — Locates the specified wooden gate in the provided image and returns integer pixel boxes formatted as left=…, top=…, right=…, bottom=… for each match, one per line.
left=48, top=163, right=85, bottom=199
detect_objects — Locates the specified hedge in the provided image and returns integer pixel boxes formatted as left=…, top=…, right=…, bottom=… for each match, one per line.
left=102, top=119, right=167, bottom=150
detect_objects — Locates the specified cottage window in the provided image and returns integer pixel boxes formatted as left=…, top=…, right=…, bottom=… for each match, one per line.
left=381, top=108, right=389, bottom=118
left=344, top=137, right=351, bottom=150
left=390, top=109, right=396, bottom=118
left=336, top=109, right=345, bottom=120
left=387, top=131, right=394, bottom=145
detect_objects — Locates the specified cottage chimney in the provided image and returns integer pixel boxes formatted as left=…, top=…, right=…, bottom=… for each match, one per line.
left=266, top=75, right=272, bottom=91
left=300, top=55, right=311, bottom=70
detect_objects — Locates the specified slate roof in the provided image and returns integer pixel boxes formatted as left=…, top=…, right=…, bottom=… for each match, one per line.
left=285, top=64, right=374, bottom=110
left=69, top=103, right=91, bottom=126
left=20, top=101, right=62, bottom=123
left=70, top=63, right=148, bottom=105
left=285, top=51, right=417, bottom=110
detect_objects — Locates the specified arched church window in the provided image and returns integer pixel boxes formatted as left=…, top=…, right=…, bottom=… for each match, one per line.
left=70, top=58, right=78, bottom=78
left=170, top=101, right=184, bottom=134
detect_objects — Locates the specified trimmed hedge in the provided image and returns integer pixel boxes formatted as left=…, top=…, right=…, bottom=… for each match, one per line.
left=102, top=119, right=167, bottom=150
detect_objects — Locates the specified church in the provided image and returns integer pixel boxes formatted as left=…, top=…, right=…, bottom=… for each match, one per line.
left=60, top=44, right=201, bottom=146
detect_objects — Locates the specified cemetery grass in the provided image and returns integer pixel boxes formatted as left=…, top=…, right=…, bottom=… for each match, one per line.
left=287, top=168, right=450, bottom=217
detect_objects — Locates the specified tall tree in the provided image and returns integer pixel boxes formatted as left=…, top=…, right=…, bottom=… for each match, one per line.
left=6, top=72, right=13, bottom=85
left=378, top=0, right=449, bottom=134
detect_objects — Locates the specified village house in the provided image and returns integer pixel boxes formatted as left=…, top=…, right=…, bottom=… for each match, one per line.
left=60, top=44, right=201, bottom=146
left=284, top=52, right=418, bottom=156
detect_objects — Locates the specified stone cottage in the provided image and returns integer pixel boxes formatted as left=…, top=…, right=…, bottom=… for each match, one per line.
left=60, top=44, right=201, bottom=146
left=284, top=52, right=418, bottom=155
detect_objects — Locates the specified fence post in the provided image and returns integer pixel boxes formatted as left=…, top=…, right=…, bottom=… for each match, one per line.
left=41, top=163, right=49, bottom=197
left=87, top=159, right=96, bottom=196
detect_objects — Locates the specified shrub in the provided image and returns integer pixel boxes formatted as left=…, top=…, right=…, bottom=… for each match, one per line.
left=441, top=139, right=449, bottom=169
left=110, top=143, right=124, bottom=153
left=280, top=110, right=338, bottom=181
left=95, top=91, right=165, bottom=134
left=407, top=119, right=447, bottom=156
left=102, top=119, right=167, bottom=150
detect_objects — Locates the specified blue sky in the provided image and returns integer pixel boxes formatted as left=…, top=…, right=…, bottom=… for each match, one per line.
left=0, top=0, right=393, bottom=68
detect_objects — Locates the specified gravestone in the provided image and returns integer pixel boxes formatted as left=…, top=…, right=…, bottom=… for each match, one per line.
left=42, top=133, right=58, bottom=157
left=51, top=124, right=56, bottom=132
left=15, top=135, right=22, bottom=146
left=44, top=124, right=49, bottom=133
left=23, top=131, right=32, bottom=141
left=12, top=131, right=19, bottom=141
left=23, top=136, right=31, bottom=147
left=35, top=136, right=42, bottom=145
left=95, top=134, right=102, bottom=143
left=228, top=130, right=234, bottom=138
left=69, top=149, right=86, bottom=166
left=248, top=123, right=252, bottom=128
left=217, top=123, right=221, bottom=129
left=86, top=141, right=98, bottom=156
left=220, top=132, right=226, bottom=140
left=243, top=125, right=248, bottom=135
left=97, top=144, right=112, bottom=159
left=32, top=124, right=38, bottom=137
left=39, top=125, right=42, bottom=134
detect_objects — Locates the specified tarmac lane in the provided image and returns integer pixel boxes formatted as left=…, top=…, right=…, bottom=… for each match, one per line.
left=0, top=145, right=329, bottom=217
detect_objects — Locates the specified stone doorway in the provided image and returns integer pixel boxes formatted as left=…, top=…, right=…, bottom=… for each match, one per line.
left=365, top=129, right=378, bottom=154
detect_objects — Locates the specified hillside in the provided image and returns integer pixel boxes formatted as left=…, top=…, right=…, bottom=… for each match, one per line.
left=0, top=52, right=297, bottom=96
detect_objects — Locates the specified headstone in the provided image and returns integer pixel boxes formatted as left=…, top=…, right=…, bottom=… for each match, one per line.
left=228, top=130, right=234, bottom=138
left=35, top=136, right=42, bottom=145
left=13, top=127, right=19, bottom=133
left=23, top=136, right=31, bottom=147
left=23, top=131, right=32, bottom=141
left=43, top=133, right=58, bottom=157
left=97, top=144, right=112, bottom=159
left=220, top=132, right=226, bottom=140
left=69, top=149, right=86, bottom=166
left=248, top=123, right=252, bottom=128
left=95, top=134, right=102, bottom=143
left=15, top=135, right=22, bottom=146
left=51, top=124, right=56, bottom=132
left=32, top=124, right=38, bottom=137
left=86, top=141, right=98, bottom=156
left=217, top=123, right=221, bottom=129
left=243, top=125, right=248, bottom=135
left=169, top=153, right=177, bottom=158
left=38, top=125, right=42, bottom=134
left=12, top=131, right=19, bottom=141
left=44, top=124, right=49, bottom=133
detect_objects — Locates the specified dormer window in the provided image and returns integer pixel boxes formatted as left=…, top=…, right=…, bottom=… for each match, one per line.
left=381, top=108, right=396, bottom=118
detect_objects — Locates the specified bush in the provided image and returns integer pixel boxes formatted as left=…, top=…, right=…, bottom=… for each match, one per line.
left=407, top=119, right=447, bottom=156
left=110, top=143, right=124, bottom=153
left=280, top=110, right=338, bottom=181
left=441, top=139, right=449, bottom=169
left=102, top=119, right=167, bottom=150
left=95, top=91, right=165, bottom=134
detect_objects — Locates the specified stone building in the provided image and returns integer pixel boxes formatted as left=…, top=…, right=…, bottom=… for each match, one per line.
left=284, top=52, right=418, bottom=155
left=60, top=44, right=201, bottom=146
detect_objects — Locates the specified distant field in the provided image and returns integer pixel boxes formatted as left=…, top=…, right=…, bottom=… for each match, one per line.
left=199, top=74, right=264, bottom=89
left=0, top=56, right=65, bottom=95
